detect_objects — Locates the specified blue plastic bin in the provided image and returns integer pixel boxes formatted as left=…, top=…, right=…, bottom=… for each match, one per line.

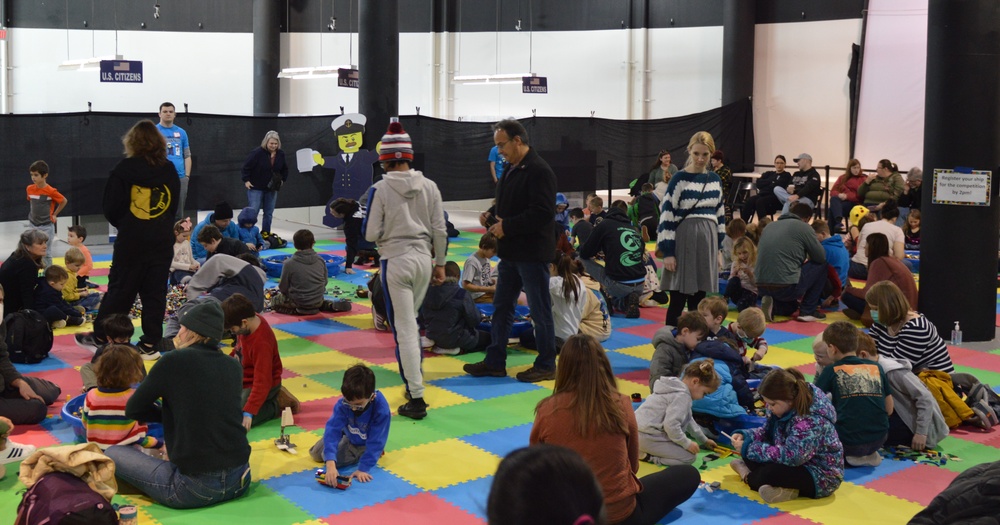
left=262, top=254, right=345, bottom=279
left=476, top=304, right=533, bottom=337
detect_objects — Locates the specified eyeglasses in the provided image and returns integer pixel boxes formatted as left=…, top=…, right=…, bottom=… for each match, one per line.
left=345, top=396, right=372, bottom=410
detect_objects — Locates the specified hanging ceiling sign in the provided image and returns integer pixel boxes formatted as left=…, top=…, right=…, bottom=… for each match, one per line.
left=100, top=60, right=143, bottom=83
left=932, top=168, right=991, bottom=206
left=522, top=76, right=547, bottom=94
left=338, top=68, right=359, bottom=89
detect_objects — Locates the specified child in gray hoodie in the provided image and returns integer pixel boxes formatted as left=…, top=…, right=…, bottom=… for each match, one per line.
left=364, top=121, right=448, bottom=420
left=637, top=359, right=720, bottom=466
left=273, top=229, right=349, bottom=315
left=649, top=311, right=709, bottom=391
left=857, top=333, right=949, bottom=450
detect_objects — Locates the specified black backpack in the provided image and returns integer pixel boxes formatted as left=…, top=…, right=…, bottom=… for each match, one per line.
left=15, top=471, right=118, bottom=525
left=4, top=310, right=54, bottom=364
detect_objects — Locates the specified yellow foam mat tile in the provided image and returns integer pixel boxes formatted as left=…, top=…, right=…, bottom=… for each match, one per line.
left=380, top=384, right=474, bottom=413
left=282, top=351, right=367, bottom=376
left=760, top=346, right=817, bottom=369
left=507, top=362, right=556, bottom=390
left=248, top=430, right=324, bottom=480
left=616, top=377, right=650, bottom=396
left=283, top=376, right=341, bottom=403
left=421, top=355, right=482, bottom=381
left=335, top=313, right=377, bottom=330
left=701, top=466, right=925, bottom=524
left=272, top=328, right=299, bottom=341
left=382, top=438, right=500, bottom=490
left=616, top=343, right=655, bottom=361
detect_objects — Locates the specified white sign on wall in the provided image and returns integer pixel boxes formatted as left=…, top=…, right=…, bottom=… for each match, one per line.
left=932, top=169, right=991, bottom=206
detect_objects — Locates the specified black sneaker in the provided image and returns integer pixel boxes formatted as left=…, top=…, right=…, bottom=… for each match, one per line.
left=515, top=366, right=556, bottom=383
left=625, top=291, right=641, bottom=319
left=136, top=341, right=161, bottom=361
left=463, top=360, right=507, bottom=378
left=398, top=398, right=428, bottom=420
left=74, top=333, right=101, bottom=351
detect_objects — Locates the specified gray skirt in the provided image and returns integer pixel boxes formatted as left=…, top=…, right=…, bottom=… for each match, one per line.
left=659, top=217, right=719, bottom=295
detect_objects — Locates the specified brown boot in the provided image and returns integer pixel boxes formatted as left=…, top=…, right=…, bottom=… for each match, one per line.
left=277, top=385, right=301, bottom=414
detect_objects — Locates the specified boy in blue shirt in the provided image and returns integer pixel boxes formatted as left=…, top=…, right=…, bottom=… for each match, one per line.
left=815, top=321, right=893, bottom=467
left=236, top=207, right=267, bottom=251
left=309, top=364, right=391, bottom=484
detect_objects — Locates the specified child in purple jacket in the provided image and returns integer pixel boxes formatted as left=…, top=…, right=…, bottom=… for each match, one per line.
left=729, top=368, right=844, bottom=504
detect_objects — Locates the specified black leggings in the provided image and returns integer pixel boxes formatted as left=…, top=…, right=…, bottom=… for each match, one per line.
left=742, top=457, right=816, bottom=498
left=884, top=410, right=915, bottom=447
left=618, top=464, right=700, bottom=525
left=665, top=291, right=706, bottom=326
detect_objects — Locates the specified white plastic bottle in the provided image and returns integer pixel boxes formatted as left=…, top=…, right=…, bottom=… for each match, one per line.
left=951, top=322, right=962, bottom=345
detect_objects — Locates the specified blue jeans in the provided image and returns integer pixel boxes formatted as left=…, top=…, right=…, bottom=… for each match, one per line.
left=848, top=260, right=869, bottom=280
left=177, top=176, right=189, bottom=220
left=774, top=187, right=814, bottom=215
left=828, top=196, right=859, bottom=228
left=758, top=261, right=827, bottom=316
left=247, top=189, right=278, bottom=233
left=70, top=293, right=101, bottom=311
left=485, top=260, right=556, bottom=371
left=581, top=258, right=643, bottom=308
left=105, top=445, right=250, bottom=509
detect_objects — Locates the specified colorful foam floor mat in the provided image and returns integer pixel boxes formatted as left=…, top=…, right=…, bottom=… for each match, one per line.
left=2, top=229, right=999, bottom=525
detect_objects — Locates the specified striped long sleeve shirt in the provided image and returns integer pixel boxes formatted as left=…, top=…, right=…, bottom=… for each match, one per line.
left=656, top=170, right=726, bottom=258
left=83, top=387, right=160, bottom=450
left=869, top=315, right=955, bottom=373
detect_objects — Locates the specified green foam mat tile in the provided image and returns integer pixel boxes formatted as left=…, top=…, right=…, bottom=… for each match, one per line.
left=143, top=483, right=313, bottom=525
left=310, top=366, right=406, bottom=391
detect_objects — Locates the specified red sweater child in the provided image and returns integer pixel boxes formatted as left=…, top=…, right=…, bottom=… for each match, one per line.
left=230, top=316, right=283, bottom=420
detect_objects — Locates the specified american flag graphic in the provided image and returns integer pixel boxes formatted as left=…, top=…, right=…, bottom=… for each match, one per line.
left=114, top=61, right=130, bottom=71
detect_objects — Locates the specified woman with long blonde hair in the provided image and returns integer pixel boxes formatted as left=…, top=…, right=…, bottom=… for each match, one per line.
left=530, top=334, right=699, bottom=525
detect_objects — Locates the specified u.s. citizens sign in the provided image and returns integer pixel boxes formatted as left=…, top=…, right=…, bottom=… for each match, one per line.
left=100, top=60, right=143, bottom=83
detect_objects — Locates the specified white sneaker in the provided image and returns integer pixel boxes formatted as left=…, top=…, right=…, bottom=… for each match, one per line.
left=420, top=336, right=435, bottom=349
left=0, top=441, right=37, bottom=464
left=845, top=451, right=882, bottom=467
left=431, top=347, right=461, bottom=356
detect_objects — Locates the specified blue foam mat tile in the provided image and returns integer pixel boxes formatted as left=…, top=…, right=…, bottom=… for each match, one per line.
left=602, top=331, right=657, bottom=351
left=752, top=329, right=812, bottom=346
left=462, top=423, right=532, bottom=458
left=606, top=350, right=655, bottom=374
left=332, top=271, right=376, bottom=287
left=276, top=318, right=359, bottom=337
left=428, top=374, right=543, bottom=401
left=263, top=465, right=421, bottom=517
left=608, top=316, right=657, bottom=329
left=40, top=414, right=79, bottom=444
left=842, top=455, right=916, bottom=485
left=13, top=355, right=71, bottom=374
left=664, top=487, right=779, bottom=524
left=431, top=476, right=492, bottom=520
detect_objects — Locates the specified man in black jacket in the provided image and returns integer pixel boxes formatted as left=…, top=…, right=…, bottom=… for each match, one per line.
left=578, top=207, right=646, bottom=318
left=464, top=119, right=557, bottom=383
left=775, top=153, right=822, bottom=215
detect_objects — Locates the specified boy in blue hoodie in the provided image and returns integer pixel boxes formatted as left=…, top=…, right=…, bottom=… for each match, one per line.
left=813, top=220, right=849, bottom=306
left=419, top=262, right=491, bottom=355
left=554, top=193, right=570, bottom=231
left=237, top=207, right=267, bottom=251
left=309, top=364, right=391, bottom=484
left=191, top=202, right=241, bottom=260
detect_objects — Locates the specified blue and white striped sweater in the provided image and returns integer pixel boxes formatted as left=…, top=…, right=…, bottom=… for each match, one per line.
left=656, top=170, right=726, bottom=257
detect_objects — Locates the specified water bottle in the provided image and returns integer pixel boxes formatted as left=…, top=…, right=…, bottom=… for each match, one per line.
left=951, top=322, right=962, bottom=345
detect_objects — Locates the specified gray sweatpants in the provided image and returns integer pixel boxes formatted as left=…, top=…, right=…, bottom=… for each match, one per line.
left=639, top=431, right=697, bottom=466
left=309, top=435, right=366, bottom=466
left=380, top=253, right=432, bottom=400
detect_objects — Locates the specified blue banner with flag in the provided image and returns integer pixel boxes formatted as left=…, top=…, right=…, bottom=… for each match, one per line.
left=100, top=60, right=143, bottom=83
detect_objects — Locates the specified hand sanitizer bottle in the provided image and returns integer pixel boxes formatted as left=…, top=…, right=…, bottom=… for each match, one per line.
left=951, top=322, right=962, bottom=345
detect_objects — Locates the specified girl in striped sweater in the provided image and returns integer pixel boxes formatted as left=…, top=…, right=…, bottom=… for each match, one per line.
left=83, top=345, right=162, bottom=450
left=865, top=281, right=955, bottom=373
left=656, top=131, right=727, bottom=326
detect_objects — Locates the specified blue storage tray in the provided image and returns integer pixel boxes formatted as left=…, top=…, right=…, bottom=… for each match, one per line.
left=476, top=304, right=533, bottom=337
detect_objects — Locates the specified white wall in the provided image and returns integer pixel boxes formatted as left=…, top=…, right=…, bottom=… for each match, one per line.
left=853, top=0, right=927, bottom=172
left=8, top=28, right=253, bottom=114
left=646, top=26, right=724, bottom=118
left=753, top=19, right=862, bottom=173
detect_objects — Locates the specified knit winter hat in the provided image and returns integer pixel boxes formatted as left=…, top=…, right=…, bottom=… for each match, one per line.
left=214, top=202, right=234, bottom=220
left=179, top=300, right=225, bottom=341
left=379, top=121, right=414, bottom=162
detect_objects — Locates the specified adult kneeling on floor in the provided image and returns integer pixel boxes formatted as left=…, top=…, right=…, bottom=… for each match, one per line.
left=104, top=300, right=251, bottom=509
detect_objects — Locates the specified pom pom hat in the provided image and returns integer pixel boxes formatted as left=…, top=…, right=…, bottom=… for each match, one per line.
left=379, top=121, right=414, bottom=162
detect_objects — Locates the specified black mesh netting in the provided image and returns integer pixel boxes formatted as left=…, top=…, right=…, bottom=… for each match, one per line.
left=0, top=98, right=752, bottom=221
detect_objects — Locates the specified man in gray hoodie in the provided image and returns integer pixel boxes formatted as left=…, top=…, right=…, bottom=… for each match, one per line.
left=364, top=120, right=448, bottom=420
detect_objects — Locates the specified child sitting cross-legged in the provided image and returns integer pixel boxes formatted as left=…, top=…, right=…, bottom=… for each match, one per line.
left=170, top=219, right=200, bottom=285
left=237, top=207, right=267, bottom=252
left=309, top=364, right=391, bottom=485
left=637, top=359, right=720, bottom=466
left=649, top=311, right=710, bottom=390
left=35, top=265, right=85, bottom=329
left=272, top=229, right=350, bottom=315
left=815, top=321, right=892, bottom=467
left=729, top=367, right=844, bottom=504
left=81, top=314, right=144, bottom=391
left=62, top=247, right=101, bottom=312
left=82, top=344, right=163, bottom=451
left=419, top=262, right=491, bottom=355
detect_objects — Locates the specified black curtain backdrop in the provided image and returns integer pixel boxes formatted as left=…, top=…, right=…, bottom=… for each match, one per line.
left=0, top=99, right=752, bottom=221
